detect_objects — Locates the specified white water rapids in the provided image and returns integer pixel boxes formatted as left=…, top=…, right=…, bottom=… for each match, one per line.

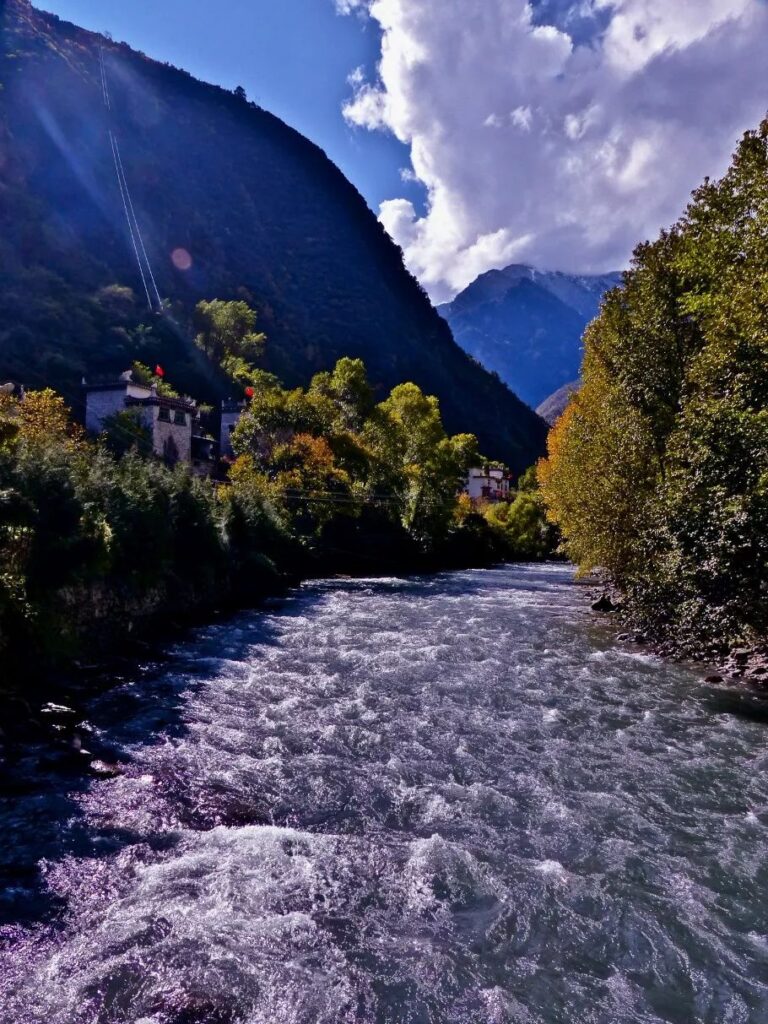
left=2, top=565, right=768, bottom=1023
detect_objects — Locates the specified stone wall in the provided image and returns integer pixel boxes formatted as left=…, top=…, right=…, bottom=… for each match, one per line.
left=84, top=389, right=128, bottom=435
left=152, top=408, right=192, bottom=464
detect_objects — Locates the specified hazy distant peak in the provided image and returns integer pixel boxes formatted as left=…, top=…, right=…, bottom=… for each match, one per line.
left=439, top=262, right=620, bottom=408
left=537, top=381, right=580, bottom=426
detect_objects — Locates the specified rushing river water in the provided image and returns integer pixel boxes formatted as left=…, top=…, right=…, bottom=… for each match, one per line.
left=2, top=565, right=768, bottom=1023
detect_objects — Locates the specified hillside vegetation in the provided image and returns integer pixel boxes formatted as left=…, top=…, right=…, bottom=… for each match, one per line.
left=0, top=351, right=552, bottom=681
left=0, top=0, right=546, bottom=470
left=539, top=117, right=768, bottom=655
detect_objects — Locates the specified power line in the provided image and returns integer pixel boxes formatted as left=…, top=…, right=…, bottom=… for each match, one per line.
left=112, top=135, right=163, bottom=309
left=100, top=47, right=161, bottom=312
left=109, top=130, right=152, bottom=310
left=99, top=46, right=111, bottom=110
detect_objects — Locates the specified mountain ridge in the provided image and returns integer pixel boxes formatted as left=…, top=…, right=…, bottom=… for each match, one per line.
left=439, top=264, right=622, bottom=408
left=536, top=381, right=580, bottom=425
left=0, top=0, right=547, bottom=470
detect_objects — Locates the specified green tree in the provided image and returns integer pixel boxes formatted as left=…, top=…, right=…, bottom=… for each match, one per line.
left=307, top=357, right=375, bottom=433
left=130, top=361, right=180, bottom=398
left=484, top=469, right=558, bottom=561
left=232, top=384, right=319, bottom=466
left=194, top=299, right=265, bottom=369
left=365, top=383, right=480, bottom=546
left=539, top=114, right=768, bottom=650
left=101, top=407, right=153, bottom=458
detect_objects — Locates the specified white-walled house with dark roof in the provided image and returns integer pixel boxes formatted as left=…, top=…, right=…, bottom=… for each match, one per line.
left=84, top=370, right=215, bottom=475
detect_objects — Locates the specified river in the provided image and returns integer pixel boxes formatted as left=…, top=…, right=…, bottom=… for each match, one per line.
left=1, top=564, right=768, bottom=1023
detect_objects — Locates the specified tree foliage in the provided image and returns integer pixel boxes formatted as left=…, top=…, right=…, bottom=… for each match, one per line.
left=100, top=408, right=153, bottom=459
left=0, top=390, right=233, bottom=671
left=130, top=361, right=180, bottom=398
left=1, top=357, right=530, bottom=681
left=194, top=300, right=266, bottom=379
left=231, top=359, right=481, bottom=548
left=484, top=468, right=559, bottom=562
left=539, top=116, right=768, bottom=650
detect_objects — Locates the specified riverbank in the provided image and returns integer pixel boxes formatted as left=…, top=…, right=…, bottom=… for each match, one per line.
left=1, top=375, right=555, bottom=704
left=0, top=530, right=514, bottom=751
left=588, top=581, right=768, bottom=702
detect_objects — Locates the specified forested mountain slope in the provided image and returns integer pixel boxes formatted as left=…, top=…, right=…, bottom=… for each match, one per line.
left=439, top=265, right=621, bottom=408
left=0, top=0, right=547, bottom=469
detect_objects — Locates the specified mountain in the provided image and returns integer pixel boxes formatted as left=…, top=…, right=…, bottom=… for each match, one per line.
left=536, top=381, right=579, bottom=426
left=0, top=1, right=547, bottom=471
left=438, top=265, right=622, bottom=408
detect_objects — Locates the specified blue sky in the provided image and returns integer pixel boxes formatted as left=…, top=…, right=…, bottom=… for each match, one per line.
left=37, top=0, right=423, bottom=215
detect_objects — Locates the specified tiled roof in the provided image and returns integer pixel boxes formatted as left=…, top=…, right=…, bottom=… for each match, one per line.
left=126, top=394, right=196, bottom=412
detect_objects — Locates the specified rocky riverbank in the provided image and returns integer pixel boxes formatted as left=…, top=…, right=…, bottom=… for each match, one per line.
left=589, top=585, right=768, bottom=697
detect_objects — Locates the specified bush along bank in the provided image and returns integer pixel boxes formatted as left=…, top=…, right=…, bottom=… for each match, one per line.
left=0, top=358, right=555, bottom=697
left=538, top=115, right=768, bottom=671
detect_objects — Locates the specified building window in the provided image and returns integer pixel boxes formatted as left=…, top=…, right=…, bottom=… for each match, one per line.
left=158, top=407, right=171, bottom=423
left=173, top=410, right=187, bottom=426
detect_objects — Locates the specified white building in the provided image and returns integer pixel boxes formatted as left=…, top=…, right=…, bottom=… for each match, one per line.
left=464, top=465, right=512, bottom=503
left=220, top=399, right=246, bottom=460
left=84, top=371, right=205, bottom=469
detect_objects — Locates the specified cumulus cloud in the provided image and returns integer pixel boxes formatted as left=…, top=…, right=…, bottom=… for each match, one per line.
left=335, top=0, right=367, bottom=13
left=340, top=0, right=768, bottom=301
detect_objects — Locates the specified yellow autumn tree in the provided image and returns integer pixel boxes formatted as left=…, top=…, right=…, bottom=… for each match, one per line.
left=538, top=336, right=660, bottom=582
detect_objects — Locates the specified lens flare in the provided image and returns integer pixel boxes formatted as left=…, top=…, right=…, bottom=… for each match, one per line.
left=171, top=247, right=192, bottom=271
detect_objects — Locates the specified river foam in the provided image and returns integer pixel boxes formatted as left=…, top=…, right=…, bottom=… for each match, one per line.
left=2, top=565, right=768, bottom=1022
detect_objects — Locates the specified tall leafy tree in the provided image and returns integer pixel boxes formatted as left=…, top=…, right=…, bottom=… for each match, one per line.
left=365, top=383, right=480, bottom=545
left=539, top=115, right=768, bottom=650
left=194, top=300, right=266, bottom=385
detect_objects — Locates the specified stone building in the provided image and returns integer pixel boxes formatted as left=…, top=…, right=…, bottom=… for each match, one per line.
left=84, top=371, right=203, bottom=468
left=191, top=435, right=217, bottom=477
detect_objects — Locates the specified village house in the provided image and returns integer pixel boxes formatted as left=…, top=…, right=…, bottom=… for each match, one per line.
left=220, top=399, right=246, bottom=460
left=84, top=370, right=215, bottom=475
left=464, top=464, right=512, bottom=503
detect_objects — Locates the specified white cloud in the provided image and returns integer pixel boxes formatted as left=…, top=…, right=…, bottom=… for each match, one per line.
left=335, top=0, right=367, bottom=13
left=597, top=0, right=757, bottom=72
left=341, top=0, right=768, bottom=302
left=511, top=106, right=534, bottom=131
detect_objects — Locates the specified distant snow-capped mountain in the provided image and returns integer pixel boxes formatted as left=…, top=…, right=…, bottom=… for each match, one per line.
left=439, top=265, right=621, bottom=408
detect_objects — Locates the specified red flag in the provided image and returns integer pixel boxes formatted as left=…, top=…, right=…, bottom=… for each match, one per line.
left=155, top=365, right=165, bottom=378
left=245, top=386, right=255, bottom=398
